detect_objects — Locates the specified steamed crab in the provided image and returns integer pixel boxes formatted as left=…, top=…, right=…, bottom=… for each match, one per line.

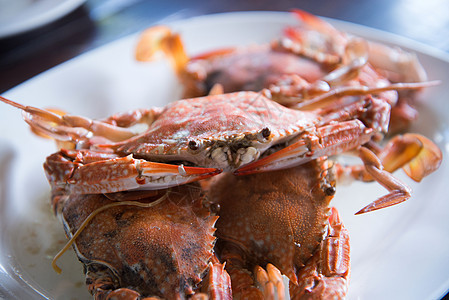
left=0, top=79, right=441, bottom=300
left=279, top=9, right=429, bottom=133
left=206, top=131, right=435, bottom=299
left=208, top=158, right=350, bottom=299
left=0, top=9, right=443, bottom=300
left=136, top=9, right=431, bottom=133
left=0, top=83, right=441, bottom=213
left=136, top=24, right=326, bottom=99
left=51, top=183, right=232, bottom=299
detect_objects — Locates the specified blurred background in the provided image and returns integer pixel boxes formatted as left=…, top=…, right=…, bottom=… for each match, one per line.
left=0, top=0, right=448, bottom=94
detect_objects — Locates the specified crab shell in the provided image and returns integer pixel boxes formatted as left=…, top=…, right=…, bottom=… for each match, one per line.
left=181, top=44, right=326, bottom=98
left=54, top=183, right=220, bottom=299
left=208, top=158, right=338, bottom=286
left=113, top=91, right=322, bottom=171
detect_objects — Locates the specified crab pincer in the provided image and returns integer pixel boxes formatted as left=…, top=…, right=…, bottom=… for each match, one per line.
left=44, top=150, right=221, bottom=194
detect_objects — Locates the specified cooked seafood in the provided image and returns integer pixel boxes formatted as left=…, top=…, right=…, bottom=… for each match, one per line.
left=0, top=8, right=443, bottom=300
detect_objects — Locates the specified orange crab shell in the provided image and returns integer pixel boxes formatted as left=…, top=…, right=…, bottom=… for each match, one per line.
left=209, top=158, right=336, bottom=285
left=181, top=44, right=327, bottom=98
left=57, top=184, right=218, bottom=299
left=113, top=91, right=319, bottom=170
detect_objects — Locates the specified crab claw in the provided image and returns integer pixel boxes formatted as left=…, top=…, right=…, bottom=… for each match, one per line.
left=135, top=25, right=189, bottom=75
left=45, top=150, right=221, bottom=194
left=138, top=161, right=222, bottom=190
left=381, top=133, right=442, bottom=182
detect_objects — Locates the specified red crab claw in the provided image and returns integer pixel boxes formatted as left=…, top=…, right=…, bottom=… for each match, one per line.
left=0, top=95, right=73, bottom=139
left=333, top=133, right=442, bottom=214
left=135, top=25, right=189, bottom=75
left=380, top=133, right=442, bottom=182
left=290, top=207, right=350, bottom=299
left=235, top=119, right=374, bottom=175
left=45, top=150, right=222, bottom=194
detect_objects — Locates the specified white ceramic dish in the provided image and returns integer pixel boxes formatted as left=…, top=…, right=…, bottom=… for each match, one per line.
left=0, top=0, right=86, bottom=38
left=1, top=11, right=448, bottom=300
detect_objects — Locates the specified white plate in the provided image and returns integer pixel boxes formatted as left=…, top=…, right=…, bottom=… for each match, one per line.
left=0, top=0, right=86, bottom=38
left=1, top=11, right=449, bottom=300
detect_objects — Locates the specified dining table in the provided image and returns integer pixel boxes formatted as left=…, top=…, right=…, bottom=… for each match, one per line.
left=0, top=0, right=448, bottom=299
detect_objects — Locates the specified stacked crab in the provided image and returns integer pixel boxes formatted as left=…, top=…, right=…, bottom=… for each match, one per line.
left=1, top=9, right=442, bottom=300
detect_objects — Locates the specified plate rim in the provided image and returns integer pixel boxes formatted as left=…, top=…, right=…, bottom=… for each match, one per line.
left=3, top=10, right=449, bottom=96
left=0, top=0, right=86, bottom=38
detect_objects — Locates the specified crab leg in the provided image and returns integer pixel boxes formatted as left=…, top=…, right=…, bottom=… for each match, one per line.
left=354, top=147, right=412, bottom=214
left=289, top=9, right=428, bottom=84
left=0, top=96, right=162, bottom=144
left=198, top=258, right=233, bottom=299
left=254, top=264, right=286, bottom=300
left=218, top=247, right=285, bottom=299
left=292, top=80, right=440, bottom=110
left=343, top=134, right=441, bottom=214
left=270, top=75, right=438, bottom=111
left=290, top=207, right=350, bottom=299
left=337, top=133, right=442, bottom=184
left=224, top=267, right=264, bottom=299
left=332, top=133, right=441, bottom=214
left=235, top=119, right=373, bottom=175
left=283, top=9, right=347, bottom=65
left=45, top=150, right=221, bottom=194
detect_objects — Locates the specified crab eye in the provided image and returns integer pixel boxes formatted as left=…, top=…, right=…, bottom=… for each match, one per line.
left=258, top=127, right=271, bottom=142
left=324, top=185, right=336, bottom=196
left=188, top=140, right=200, bottom=151
left=262, top=127, right=271, bottom=138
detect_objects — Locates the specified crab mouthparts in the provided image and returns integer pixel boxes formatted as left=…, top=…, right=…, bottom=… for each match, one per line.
left=211, top=146, right=260, bottom=169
